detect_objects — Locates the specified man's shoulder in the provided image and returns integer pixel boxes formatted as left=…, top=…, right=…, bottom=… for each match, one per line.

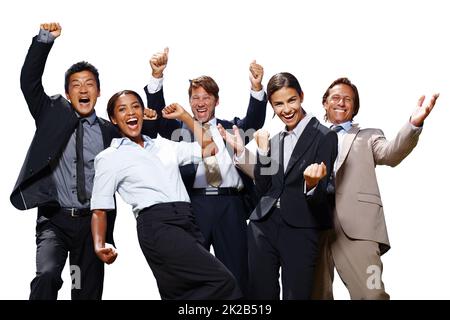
left=49, top=94, right=70, bottom=107
left=358, top=126, right=384, bottom=137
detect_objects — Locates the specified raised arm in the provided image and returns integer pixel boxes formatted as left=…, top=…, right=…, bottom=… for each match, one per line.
left=253, top=129, right=273, bottom=198
left=218, top=124, right=256, bottom=179
left=144, top=47, right=181, bottom=139
left=145, top=47, right=169, bottom=110
left=162, top=103, right=217, bottom=157
left=373, top=93, right=440, bottom=166
left=21, top=22, right=61, bottom=120
left=230, top=60, right=267, bottom=136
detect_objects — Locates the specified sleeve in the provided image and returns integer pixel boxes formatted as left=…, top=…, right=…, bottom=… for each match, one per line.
left=90, top=153, right=118, bottom=211
left=234, top=147, right=256, bottom=179
left=164, top=139, right=202, bottom=166
left=228, top=92, right=268, bottom=144
left=37, top=29, right=56, bottom=44
left=20, top=36, right=54, bottom=121
left=143, top=79, right=182, bottom=140
left=254, top=147, right=274, bottom=198
left=372, top=122, right=422, bottom=167
left=306, top=130, right=338, bottom=206
left=146, top=75, right=164, bottom=94
left=250, top=88, right=265, bottom=102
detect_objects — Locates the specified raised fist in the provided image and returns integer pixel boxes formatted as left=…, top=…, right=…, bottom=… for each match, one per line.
left=303, top=162, right=327, bottom=191
left=254, top=129, right=270, bottom=153
left=249, top=60, right=264, bottom=91
left=144, top=108, right=158, bottom=120
left=40, top=22, right=62, bottom=38
left=150, top=47, right=169, bottom=78
left=162, top=103, right=186, bottom=120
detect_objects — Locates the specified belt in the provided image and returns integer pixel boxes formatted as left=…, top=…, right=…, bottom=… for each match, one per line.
left=60, top=207, right=92, bottom=217
left=190, top=187, right=241, bottom=196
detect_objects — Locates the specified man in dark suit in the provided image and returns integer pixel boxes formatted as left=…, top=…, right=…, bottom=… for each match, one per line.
left=10, top=22, right=157, bottom=300
left=144, top=48, right=267, bottom=296
left=248, top=72, right=337, bottom=299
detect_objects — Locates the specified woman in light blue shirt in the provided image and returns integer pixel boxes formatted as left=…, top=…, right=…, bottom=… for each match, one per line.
left=90, top=90, right=241, bottom=300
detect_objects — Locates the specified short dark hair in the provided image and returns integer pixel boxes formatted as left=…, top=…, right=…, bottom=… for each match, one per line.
left=322, top=77, right=360, bottom=121
left=188, top=76, right=219, bottom=100
left=267, top=72, right=303, bottom=104
left=64, top=61, right=100, bottom=93
left=106, top=90, right=145, bottom=122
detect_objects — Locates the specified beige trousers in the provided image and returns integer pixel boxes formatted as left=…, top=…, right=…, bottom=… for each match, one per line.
left=311, top=216, right=390, bottom=300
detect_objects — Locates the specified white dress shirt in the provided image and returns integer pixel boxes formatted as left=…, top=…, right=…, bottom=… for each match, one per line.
left=192, top=118, right=244, bottom=189
left=90, top=135, right=202, bottom=218
left=146, top=75, right=265, bottom=189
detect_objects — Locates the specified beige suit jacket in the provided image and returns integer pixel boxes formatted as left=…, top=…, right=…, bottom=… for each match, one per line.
left=335, top=122, right=422, bottom=254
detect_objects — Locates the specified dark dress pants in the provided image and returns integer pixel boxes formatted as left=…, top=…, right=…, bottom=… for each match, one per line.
left=247, top=208, right=320, bottom=300
left=190, top=194, right=249, bottom=297
left=137, top=202, right=242, bottom=300
left=30, top=206, right=104, bottom=300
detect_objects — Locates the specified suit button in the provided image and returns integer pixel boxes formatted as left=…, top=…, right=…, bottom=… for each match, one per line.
left=29, top=169, right=33, bottom=174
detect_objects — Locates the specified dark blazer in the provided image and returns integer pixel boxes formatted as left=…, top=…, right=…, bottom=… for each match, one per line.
left=144, top=84, right=267, bottom=212
left=251, top=117, right=338, bottom=229
left=11, top=37, right=158, bottom=243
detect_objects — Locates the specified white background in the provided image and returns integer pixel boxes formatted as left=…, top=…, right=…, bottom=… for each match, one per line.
left=0, top=0, right=449, bottom=300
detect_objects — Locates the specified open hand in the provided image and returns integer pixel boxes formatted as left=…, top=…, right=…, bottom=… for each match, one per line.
left=410, top=93, right=440, bottom=127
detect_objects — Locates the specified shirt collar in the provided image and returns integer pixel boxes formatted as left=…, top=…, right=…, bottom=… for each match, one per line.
left=331, top=120, right=353, bottom=133
left=207, top=118, right=217, bottom=127
left=110, top=134, right=154, bottom=149
left=283, top=113, right=313, bottom=138
left=77, top=110, right=98, bottom=126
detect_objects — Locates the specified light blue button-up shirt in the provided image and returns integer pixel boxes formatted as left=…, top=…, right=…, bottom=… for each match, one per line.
left=90, top=135, right=202, bottom=218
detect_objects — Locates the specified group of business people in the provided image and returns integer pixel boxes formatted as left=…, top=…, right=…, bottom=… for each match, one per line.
left=11, top=22, right=439, bottom=300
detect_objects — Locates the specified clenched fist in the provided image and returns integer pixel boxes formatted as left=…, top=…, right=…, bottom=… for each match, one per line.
left=254, top=129, right=270, bottom=153
left=162, top=103, right=187, bottom=120
left=40, top=22, right=62, bottom=38
left=249, top=60, right=264, bottom=91
left=150, top=47, right=169, bottom=78
left=303, top=162, right=327, bottom=191
left=144, top=108, right=158, bottom=120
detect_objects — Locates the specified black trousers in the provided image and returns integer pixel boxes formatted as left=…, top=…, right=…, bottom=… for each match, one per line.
left=137, top=202, right=242, bottom=300
left=30, top=207, right=104, bottom=300
left=247, top=208, right=320, bottom=300
left=190, top=194, right=249, bottom=297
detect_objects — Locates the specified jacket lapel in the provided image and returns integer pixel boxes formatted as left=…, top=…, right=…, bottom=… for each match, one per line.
left=284, top=118, right=320, bottom=176
left=336, top=123, right=360, bottom=172
left=98, top=117, right=119, bottom=149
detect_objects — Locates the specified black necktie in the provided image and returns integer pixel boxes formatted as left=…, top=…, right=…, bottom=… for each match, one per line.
left=76, top=119, right=87, bottom=203
left=331, top=125, right=344, bottom=133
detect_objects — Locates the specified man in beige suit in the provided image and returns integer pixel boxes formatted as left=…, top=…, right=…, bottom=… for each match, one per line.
left=310, top=77, right=439, bottom=299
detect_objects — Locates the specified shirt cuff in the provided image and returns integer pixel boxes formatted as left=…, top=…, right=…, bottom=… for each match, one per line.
left=146, top=75, right=164, bottom=94
left=251, top=88, right=265, bottom=101
left=304, top=182, right=316, bottom=195
left=234, top=148, right=246, bottom=164
left=90, top=196, right=116, bottom=211
left=408, top=120, right=424, bottom=132
left=257, top=147, right=269, bottom=157
left=37, top=29, right=56, bottom=43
